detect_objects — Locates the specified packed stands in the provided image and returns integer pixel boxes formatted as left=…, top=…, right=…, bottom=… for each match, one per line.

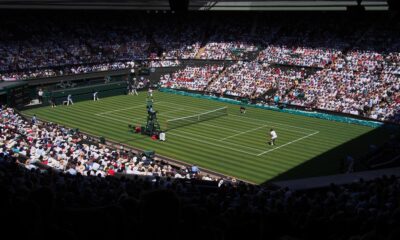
left=1, top=10, right=400, bottom=240
left=160, top=65, right=224, bottom=91
left=0, top=12, right=399, bottom=123
left=0, top=107, right=210, bottom=180
left=1, top=109, right=400, bottom=239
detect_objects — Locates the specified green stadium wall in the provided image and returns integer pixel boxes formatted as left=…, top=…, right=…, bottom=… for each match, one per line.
left=41, top=81, right=128, bottom=106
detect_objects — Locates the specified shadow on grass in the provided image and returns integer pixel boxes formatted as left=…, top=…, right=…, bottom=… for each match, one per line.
left=264, top=123, right=400, bottom=184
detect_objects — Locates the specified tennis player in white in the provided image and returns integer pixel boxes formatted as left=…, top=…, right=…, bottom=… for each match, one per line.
left=93, top=91, right=99, bottom=101
left=67, top=94, right=73, bottom=106
left=269, top=128, right=277, bottom=146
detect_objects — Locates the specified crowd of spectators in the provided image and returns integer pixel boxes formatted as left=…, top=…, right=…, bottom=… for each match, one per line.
left=0, top=13, right=399, bottom=122
left=2, top=12, right=400, bottom=240
left=155, top=15, right=400, bottom=122
left=207, top=61, right=306, bottom=98
left=147, top=60, right=181, bottom=68
left=277, top=51, right=400, bottom=122
left=0, top=107, right=213, bottom=180
left=160, top=50, right=399, bottom=122
left=160, top=65, right=224, bottom=91
left=200, top=42, right=258, bottom=60
left=199, top=17, right=259, bottom=60
left=2, top=106, right=400, bottom=240
left=0, top=15, right=148, bottom=80
left=150, top=16, right=204, bottom=59
left=258, top=46, right=339, bottom=68
left=1, top=61, right=136, bottom=81
left=1, top=122, right=400, bottom=239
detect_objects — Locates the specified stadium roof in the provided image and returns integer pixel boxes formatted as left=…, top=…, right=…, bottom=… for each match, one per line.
left=0, top=0, right=389, bottom=11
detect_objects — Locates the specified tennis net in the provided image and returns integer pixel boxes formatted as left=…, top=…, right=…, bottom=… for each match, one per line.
left=166, top=107, right=228, bottom=130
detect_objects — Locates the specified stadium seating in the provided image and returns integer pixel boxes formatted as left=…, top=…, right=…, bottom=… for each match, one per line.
left=0, top=11, right=400, bottom=239
left=5, top=13, right=389, bottom=121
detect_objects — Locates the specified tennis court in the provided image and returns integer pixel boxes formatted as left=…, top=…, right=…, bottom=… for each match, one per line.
left=22, top=91, right=390, bottom=184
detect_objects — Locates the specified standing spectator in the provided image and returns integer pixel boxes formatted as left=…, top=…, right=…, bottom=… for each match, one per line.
left=127, top=83, right=133, bottom=95
left=132, top=81, right=138, bottom=96
left=50, top=95, right=56, bottom=108
left=31, top=114, right=37, bottom=124
left=191, top=164, right=200, bottom=174
left=38, top=88, right=44, bottom=103
left=67, top=94, right=73, bottom=106
left=93, top=91, right=100, bottom=101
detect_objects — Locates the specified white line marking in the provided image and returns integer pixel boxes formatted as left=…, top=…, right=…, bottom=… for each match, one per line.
left=219, top=124, right=269, bottom=141
left=99, top=114, right=138, bottom=124
left=96, top=104, right=149, bottom=115
left=160, top=101, right=211, bottom=110
left=97, top=110, right=143, bottom=122
left=257, top=131, right=320, bottom=156
left=93, top=101, right=320, bottom=156
left=95, top=101, right=178, bottom=116
left=228, top=114, right=316, bottom=133
left=226, top=115, right=310, bottom=134
left=98, top=113, right=263, bottom=153
left=170, top=128, right=265, bottom=152
left=160, top=101, right=317, bottom=133
left=158, top=108, right=185, bottom=116
left=167, top=132, right=260, bottom=156
left=162, top=113, right=242, bottom=133
left=94, top=114, right=318, bottom=157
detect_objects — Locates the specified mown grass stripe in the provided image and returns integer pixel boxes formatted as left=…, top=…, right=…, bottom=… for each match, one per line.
left=22, top=91, right=391, bottom=184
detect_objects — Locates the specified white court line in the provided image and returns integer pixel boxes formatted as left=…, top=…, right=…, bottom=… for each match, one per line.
left=160, top=101, right=312, bottom=135
left=158, top=108, right=185, bottom=116
left=159, top=102, right=244, bottom=133
left=160, top=101, right=215, bottom=112
left=100, top=108, right=185, bottom=123
left=94, top=101, right=319, bottom=156
left=227, top=115, right=311, bottom=135
left=96, top=103, right=149, bottom=115
left=98, top=113, right=263, bottom=153
left=99, top=114, right=138, bottom=125
left=170, top=127, right=265, bottom=152
left=95, top=101, right=175, bottom=116
left=160, top=101, right=316, bottom=134
left=257, top=131, right=320, bottom=156
left=97, top=114, right=318, bottom=157
left=162, top=113, right=242, bottom=133
left=228, top=114, right=316, bottom=133
left=219, top=124, right=269, bottom=141
left=167, top=132, right=260, bottom=156
left=97, top=111, right=143, bottom=123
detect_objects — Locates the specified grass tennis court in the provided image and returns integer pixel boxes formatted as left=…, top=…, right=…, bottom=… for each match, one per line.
left=22, top=91, right=392, bottom=184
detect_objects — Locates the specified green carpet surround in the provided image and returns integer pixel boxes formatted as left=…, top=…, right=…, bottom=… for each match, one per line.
left=22, top=91, right=391, bottom=184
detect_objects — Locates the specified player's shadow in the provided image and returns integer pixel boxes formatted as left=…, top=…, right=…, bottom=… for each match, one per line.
left=262, top=123, right=400, bottom=185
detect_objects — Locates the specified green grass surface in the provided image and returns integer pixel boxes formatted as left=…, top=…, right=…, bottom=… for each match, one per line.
left=22, top=91, right=391, bottom=184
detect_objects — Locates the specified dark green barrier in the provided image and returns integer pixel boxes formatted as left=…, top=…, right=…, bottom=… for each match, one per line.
left=159, top=88, right=384, bottom=128
left=42, top=81, right=127, bottom=106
